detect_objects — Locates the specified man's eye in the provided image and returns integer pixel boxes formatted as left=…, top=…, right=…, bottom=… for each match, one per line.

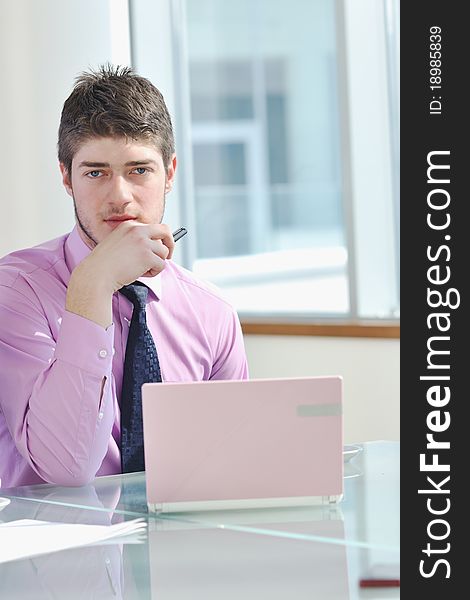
left=87, top=170, right=102, bottom=178
left=133, top=167, right=147, bottom=175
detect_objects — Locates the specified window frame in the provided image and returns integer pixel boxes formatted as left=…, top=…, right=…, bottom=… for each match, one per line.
left=129, top=0, right=400, bottom=327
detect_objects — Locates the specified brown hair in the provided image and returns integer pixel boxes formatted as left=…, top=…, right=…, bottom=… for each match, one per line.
left=58, top=64, right=175, bottom=173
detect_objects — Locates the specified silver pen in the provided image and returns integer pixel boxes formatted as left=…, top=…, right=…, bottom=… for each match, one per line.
left=172, top=227, right=188, bottom=242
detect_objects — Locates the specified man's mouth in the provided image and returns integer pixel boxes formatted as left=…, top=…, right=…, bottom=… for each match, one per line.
left=104, top=215, right=137, bottom=222
left=104, top=215, right=138, bottom=229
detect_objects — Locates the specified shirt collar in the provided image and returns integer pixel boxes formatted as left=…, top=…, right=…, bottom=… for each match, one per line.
left=64, top=226, right=162, bottom=300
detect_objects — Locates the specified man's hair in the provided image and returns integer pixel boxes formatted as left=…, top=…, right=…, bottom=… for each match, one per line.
left=58, top=64, right=175, bottom=173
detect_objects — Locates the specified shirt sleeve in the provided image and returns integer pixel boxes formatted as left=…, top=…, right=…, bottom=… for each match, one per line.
left=209, top=303, right=249, bottom=381
left=0, top=283, right=115, bottom=486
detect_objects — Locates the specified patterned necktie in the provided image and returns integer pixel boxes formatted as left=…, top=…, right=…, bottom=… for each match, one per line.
left=119, top=282, right=162, bottom=473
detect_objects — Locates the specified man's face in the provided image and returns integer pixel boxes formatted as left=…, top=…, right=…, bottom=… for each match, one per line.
left=60, top=136, right=176, bottom=248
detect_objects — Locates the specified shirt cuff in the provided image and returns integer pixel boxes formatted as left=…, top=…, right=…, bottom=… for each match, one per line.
left=54, top=310, right=115, bottom=377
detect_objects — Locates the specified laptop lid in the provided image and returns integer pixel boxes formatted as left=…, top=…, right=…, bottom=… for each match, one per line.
left=142, top=376, right=343, bottom=512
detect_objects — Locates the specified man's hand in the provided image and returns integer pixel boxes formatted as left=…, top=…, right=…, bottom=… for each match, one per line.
left=84, top=221, right=175, bottom=290
left=66, top=222, right=175, bottom=328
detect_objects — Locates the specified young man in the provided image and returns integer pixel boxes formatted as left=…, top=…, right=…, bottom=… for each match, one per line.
left=0, top=65, right=248, bottom=488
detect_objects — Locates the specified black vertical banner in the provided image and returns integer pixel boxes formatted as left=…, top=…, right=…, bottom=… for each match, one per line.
left=401, top=3, right=465, bottom=597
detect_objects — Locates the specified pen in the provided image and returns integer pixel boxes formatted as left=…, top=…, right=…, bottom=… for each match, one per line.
left=172, top=227, right=188, bottom=242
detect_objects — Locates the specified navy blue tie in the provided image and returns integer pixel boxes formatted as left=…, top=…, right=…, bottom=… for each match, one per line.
left=119, top=282, right=161, bottom=473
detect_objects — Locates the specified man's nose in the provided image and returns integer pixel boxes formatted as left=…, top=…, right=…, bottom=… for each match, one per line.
left=107, top=175, right=133, bottom=208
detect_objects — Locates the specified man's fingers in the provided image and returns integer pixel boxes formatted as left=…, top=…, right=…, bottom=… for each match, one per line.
left=149, top=239, right=169, bottom=261
left=148, top=225, right=175, bottom=259
left=141, top=264, right=166, bottom=278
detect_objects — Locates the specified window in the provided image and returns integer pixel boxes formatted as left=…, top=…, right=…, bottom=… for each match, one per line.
left=130, top=0, right=400, bottom=321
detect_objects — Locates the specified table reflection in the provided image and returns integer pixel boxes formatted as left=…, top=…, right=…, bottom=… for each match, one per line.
left=147, top=506, right=350, bottom=599
left=0, top=481, right=153, bottom=600
left=0, top=491, right=351, bottom=599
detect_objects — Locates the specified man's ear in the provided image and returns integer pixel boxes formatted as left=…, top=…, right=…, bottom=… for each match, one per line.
left=59, top=163, right=73, bottom=197
left=165, top=154, right=177, bottom=194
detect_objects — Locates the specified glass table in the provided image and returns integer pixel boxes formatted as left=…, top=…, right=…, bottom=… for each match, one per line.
left=0, top=441, right=399, bottom=599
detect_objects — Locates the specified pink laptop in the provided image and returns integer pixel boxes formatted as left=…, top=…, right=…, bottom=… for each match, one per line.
left=142, top=376, right=343, bottom=513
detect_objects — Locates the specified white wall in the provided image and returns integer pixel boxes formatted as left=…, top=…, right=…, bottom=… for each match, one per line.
left=244, top=335, right=399, bottom=443
left=0, top=0, right=129, bottom=257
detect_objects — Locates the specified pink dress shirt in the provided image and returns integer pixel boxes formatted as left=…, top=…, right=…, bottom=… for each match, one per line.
left=0, top=227, right=248, bottom=488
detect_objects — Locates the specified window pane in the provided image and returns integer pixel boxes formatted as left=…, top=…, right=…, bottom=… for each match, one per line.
left=184, top=0, right=349, bottom=316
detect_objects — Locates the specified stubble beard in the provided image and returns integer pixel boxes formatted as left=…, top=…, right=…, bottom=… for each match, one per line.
left=73, top=194, right=99, bottom=249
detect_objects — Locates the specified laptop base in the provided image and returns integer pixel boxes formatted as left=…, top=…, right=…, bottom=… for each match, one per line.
left=148, top=494, right=343, bottom=514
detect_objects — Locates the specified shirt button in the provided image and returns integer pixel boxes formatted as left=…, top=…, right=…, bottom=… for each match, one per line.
left=99, top=349, right=108, bottom=358
left=98, top=412, right=104, bottom=420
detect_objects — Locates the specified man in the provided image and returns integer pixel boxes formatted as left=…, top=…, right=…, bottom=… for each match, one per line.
left=0, top=65, right=248, bottom=488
